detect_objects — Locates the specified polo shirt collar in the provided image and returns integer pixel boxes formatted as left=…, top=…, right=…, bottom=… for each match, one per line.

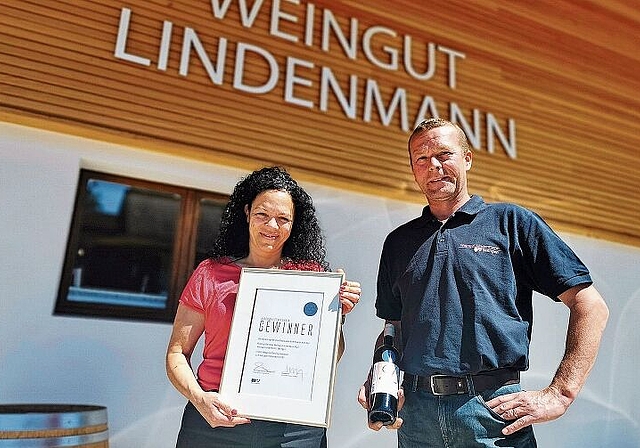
left=420, top=195, right=486, bottom=224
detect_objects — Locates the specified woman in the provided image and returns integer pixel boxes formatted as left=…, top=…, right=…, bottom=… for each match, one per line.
left=166, top=166, right=361, bottom=447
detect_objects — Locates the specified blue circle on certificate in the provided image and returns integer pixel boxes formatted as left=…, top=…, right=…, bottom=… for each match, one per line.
left=304, top=302, right=318, bottom=316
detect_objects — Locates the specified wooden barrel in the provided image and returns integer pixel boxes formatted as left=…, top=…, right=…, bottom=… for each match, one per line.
left=0, top=404, right=108, bottom=447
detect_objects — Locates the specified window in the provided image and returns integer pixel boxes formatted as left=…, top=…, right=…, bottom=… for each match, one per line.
left=55, top=170, right=228, bottom=322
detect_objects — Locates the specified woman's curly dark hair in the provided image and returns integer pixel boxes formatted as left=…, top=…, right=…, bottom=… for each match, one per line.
left=209, top=166, right=329, bottom=270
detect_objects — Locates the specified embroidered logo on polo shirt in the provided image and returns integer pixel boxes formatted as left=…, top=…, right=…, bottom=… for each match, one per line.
left=459, top=243, right=501, bottom=255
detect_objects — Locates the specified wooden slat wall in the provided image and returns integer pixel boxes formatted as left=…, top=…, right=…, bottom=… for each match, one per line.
left=1, top=0, right=639, bottom=246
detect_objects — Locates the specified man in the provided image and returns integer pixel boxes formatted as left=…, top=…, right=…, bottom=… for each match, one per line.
left=358, top=118, right=609, bottom=447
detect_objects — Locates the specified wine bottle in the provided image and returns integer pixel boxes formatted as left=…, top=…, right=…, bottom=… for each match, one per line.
left=368, top=322, right=400, bottom=425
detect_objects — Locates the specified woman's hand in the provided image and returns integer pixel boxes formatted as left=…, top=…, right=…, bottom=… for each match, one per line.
left=336, top=269, right=361, bottom=315
left=192, top=390, right=251, bottom=428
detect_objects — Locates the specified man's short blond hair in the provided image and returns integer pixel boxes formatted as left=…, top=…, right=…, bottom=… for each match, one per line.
left=407, top=118, right=471, bottom=156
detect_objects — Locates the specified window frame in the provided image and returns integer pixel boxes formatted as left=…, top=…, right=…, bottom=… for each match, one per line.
left=55, top=169, right=228, bottom=323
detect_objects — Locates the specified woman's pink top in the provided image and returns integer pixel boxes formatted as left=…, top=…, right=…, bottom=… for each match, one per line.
left=179, top=258, right=324, bottom=391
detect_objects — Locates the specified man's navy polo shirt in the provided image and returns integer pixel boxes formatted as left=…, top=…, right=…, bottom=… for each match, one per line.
left=375, top=195, right=592, bottom=376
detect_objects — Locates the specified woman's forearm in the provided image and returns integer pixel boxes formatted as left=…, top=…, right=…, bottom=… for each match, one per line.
left=166, top=351, right=205, bottom=402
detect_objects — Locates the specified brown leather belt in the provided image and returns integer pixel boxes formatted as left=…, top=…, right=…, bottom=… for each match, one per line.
left=403, top=368, right=520, bottom=396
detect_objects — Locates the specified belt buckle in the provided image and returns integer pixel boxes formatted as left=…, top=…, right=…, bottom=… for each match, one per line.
left=429, top=374, right=450, bottom=396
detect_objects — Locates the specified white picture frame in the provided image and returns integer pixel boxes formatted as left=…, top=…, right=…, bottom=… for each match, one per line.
left=219, top=268, right=344, bottom=428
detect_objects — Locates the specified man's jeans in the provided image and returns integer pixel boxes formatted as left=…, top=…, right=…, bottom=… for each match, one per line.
left=398, top=383, right=537, bottom=448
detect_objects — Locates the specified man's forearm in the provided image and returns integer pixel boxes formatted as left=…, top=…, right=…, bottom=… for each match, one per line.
left=552, top=285, right=609, bottom=402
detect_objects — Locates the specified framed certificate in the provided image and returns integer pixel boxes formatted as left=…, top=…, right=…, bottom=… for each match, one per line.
left=219, top=268, right=344, bottom=427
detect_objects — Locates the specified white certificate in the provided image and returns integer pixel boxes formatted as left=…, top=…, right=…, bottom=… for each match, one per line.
left=219, top=268, right=343, bottom=427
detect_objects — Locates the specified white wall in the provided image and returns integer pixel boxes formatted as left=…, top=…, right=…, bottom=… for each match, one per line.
left=1, top=122, right=638, bottom=447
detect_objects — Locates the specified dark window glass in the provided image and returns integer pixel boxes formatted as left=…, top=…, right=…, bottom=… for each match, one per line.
left=194, top=197, right=226, bottom=267
left=56, top=170, right=228, bottom=322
